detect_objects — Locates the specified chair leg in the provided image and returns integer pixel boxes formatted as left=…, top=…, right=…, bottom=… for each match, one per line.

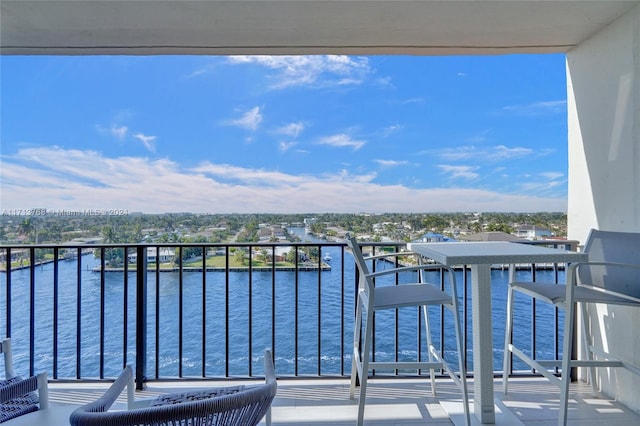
left=559, top=300, right=576, bottom=426
left=356, top=306, right=374, bottom=426
left=452, top=300, right=470, bottom=426
left=579, top=303, right=598, bottom=395
left=422, top=305, right=437, bottom=396
left=350, top=295, right=364, bottom=399
left=502, top=283, right=515, bottom=394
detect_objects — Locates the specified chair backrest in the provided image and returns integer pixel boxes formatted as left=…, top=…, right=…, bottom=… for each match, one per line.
left=70, top=350, right=277, bottom=426
left=344, top=233, right=373, bottom=293
left=580, top=229, right=640, bottom=298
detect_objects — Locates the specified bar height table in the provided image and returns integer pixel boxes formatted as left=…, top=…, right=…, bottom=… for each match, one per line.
left=407, top=241, right=587, bottom=424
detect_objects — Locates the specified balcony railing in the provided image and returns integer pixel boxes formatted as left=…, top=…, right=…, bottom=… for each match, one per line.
left=0, top=239, right=576, bottom=389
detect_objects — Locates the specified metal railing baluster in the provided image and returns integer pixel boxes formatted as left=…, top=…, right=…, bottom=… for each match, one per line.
left=0, top=239, right=576, bottom=383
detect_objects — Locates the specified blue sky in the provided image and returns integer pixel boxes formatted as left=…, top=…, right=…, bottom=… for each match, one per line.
left=1, top=54, right=568, bottom=214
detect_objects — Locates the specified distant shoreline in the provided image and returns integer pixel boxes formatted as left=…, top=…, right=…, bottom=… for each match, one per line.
left=92, top=264, right=331, bottom=272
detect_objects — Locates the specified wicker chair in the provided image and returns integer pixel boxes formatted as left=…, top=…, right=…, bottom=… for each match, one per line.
left=0, top=338, right=49, bottom=423
left=69, top=349, right=277, bottom=426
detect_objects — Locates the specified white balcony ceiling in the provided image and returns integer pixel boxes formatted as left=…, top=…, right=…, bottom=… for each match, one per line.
left=1, top=0, right=639, bottom=56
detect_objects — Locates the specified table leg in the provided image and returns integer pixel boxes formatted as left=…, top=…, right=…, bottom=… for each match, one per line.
left=471, top=264, right=495, bottom=424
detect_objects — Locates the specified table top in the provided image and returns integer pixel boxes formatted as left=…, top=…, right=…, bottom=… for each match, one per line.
left=3, top=404, right=77, bottom=425
left=407, top=241, right=587, bottom=266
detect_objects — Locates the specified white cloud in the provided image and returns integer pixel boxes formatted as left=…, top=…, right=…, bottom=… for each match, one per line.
left=437, top=146, right=479, bottom=161
left=279, top=141, right=297, bottom=152
left=276, top=122, right=305, bottom=138
left=382, top=124, right=402, bottom=137
left=227, top=55, right=371, bottom=89
left=465, top=130, right=491, bottom=144
left=317, top=134, right=365, bottom=150
left=519, top=180, right=564, bottom=193
left=502, top=100, right=567, bottom=116
left=96, top=124, right=128, bottom=140
left=540, top=172, right=564, bottom=180
left=134, top=133, right=157, bottom=153
left=229, top=106, right=263, bottom=131
left=111, top=124, right=128, bottom=139
left=490, top=145, right=533, bottom=160
left=191, top=162, right=304, bottom=185
left=438, top=165, right=480, bottom=180
left=374, top=159, right=409, bottom=167
left=401, top=97, right=425, bottom=105
left=436, top=145, right=537, bottom=161
left=0, top=147, right=567, bottom=213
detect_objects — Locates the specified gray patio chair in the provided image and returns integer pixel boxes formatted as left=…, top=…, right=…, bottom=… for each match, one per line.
left=0, top=338, right=49, bottom=423
left=69, top=349, right=277, bottom=426
left=503, top=229, right=640, bottom=425
left=346, top=233, right=469, bottom=426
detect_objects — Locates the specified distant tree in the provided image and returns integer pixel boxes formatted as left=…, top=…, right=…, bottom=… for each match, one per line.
left=307, top=246, right=319, bottom=262
left=310, top=222, right=326, bottom=234
left=131, top=223, right=143, bottom=242
left=235, top=248, right=248, bottom=266
left=286, top=248, right=298, bottom=263
left=486, top=223, right=513, bottom=233
left=259, top=248, right=270, bottom=264
left=422, top=215, right=448, bottom=232
left=18, top=218, right=35, bottom=243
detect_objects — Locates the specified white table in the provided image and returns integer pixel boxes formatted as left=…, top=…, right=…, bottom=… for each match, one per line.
left=3, top=404, right=77, bottom=425
left=408, top=241, right=587, bottom=424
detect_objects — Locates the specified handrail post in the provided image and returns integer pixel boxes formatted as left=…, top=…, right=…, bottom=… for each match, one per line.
left=135, top=245, right=147, bottom=390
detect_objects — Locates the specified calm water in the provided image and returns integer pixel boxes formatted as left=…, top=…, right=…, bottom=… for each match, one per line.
left=0, top=232, right=564, bottom=379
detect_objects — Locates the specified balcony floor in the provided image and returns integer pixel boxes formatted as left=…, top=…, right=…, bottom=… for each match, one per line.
left=18, top=376, right=640, bottom=425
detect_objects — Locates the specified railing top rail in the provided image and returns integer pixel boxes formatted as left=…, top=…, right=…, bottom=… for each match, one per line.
left=0, top=242, right=349, bottom=249
left=0, top=240, right=578, bottom=251
left=514, top=239, right=581, bottom=251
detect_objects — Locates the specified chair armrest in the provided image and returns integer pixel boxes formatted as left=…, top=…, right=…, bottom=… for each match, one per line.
left=366, top=263, right=456, bottom=280
left=573, top=260, right=640, bottom=271
left=36, top=372, right=48, bottom=409
left=71, top=365, right=133, bottom=415
left=1, top=339, right=16, bottom=379
left=362, top=251, right=419, bottom=262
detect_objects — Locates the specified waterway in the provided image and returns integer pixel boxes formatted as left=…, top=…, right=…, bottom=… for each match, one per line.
left=0, top=229, right=564, bottom=379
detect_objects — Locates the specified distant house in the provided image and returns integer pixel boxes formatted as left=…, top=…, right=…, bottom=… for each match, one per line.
left=413, top=232, right=454, bottom=243
left=272, top=226, right=286, bottom=238
left=0, top=248, right=29, bottom=263
left=272, top=247, right=307, bottom=262
left=514, top=225, right=552, bottom=240
left=258, top=227, right=273, bottom=240
left=63, top=237, right=102, bottom=245
left=444, top=227, right=470, bottom=238
left=127, top=247, right=175, bottom=263
left=258, top=225, right=287, bottom=241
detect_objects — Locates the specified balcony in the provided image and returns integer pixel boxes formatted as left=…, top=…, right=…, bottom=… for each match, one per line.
left=2, top=1, right=640, bottom=422
left=3, top=376, right=624, bottom=425
left=2, top=239, right=638, bottom=424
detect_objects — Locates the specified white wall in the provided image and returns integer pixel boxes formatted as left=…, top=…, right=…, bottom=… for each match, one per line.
left=567, top=5, right=640, bottom=241
left=566, top=4, right=640, bottom=412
